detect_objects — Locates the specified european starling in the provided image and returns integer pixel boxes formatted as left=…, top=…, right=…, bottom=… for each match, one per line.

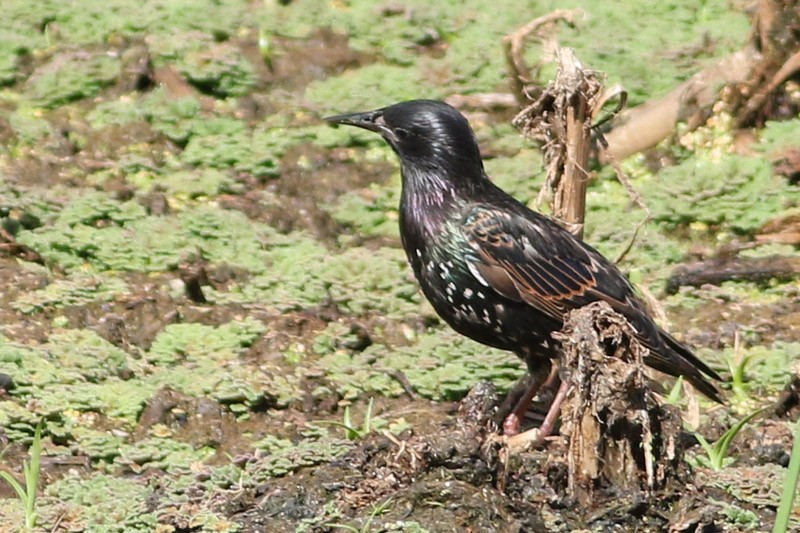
left=325, top=100, right=723, bottom=428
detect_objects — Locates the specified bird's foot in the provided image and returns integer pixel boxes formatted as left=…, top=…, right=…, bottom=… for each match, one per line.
left=506, top=427, right=547, bottom=452
left=505, top=380, right=572, bottom=451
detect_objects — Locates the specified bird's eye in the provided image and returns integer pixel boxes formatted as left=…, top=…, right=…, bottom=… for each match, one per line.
left=395, top=127, right=409, bottom=139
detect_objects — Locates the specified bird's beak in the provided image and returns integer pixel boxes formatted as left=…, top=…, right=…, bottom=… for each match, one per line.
left=324, top=109, right=389, bottom=136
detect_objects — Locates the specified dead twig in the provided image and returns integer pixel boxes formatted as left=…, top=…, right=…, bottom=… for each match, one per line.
left=504, top=1, right=798, bottom=163
left=756, top=232, right=800, bottom=246
left=735, top=48, right=800, bottom=127
left=511, top=44, right=636, bottom=242
left=503, top=9, right=583, bottom=105
left=590, top=84, right=628, bottom=129
left=600, top=153, right=653, bottom=265
left=732, top=0, right=800, bottom=127
left=665, top=254, right=800, bottom=294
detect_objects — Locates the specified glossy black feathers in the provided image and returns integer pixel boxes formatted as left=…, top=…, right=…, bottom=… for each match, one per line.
left=326, top=99, right=723, bottom=403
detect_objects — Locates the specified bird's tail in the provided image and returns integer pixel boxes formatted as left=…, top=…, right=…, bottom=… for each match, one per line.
left=646, top=329, right=725, bottom=404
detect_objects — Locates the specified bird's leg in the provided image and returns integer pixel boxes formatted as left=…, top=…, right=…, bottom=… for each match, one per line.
left=534, top=379, right=571, bottom=440
left=507, top=379, right=572, bottom=450
left=502, top=363, right=559, bottom=436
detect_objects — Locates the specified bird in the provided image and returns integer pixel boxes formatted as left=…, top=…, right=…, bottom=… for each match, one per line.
left=325, top=100, right=723, bottom=435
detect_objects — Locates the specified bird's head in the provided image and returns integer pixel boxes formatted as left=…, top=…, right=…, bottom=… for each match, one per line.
left=325, top=100, right=485, bottom=181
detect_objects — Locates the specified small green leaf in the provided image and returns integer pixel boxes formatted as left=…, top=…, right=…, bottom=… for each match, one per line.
left=0, top=471, right=27, bottom=502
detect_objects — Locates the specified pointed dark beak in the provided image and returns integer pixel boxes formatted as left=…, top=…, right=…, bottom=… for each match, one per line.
left=324, top=109, right=389, bottom=135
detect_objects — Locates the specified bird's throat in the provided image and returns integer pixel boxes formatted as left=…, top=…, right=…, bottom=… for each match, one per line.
left=401, top=165, right=455, bottom=206
left=399, top=167, right=457, bottom=238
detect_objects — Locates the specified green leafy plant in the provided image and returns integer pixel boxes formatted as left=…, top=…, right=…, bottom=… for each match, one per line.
left=694, top=409, right=765, bottom=471
left=319, top=398, right=376, bottom=441
left=725, top=332, right=756, bottom=403
left=0, top=420, right=44, bottom=530
left=664, top=376, right=685, bottom=405
left=720, top=502, right=760, bottom=529
left=773, top=416, right=800, bottom=533
left=728, top=352, right=754, bottom=403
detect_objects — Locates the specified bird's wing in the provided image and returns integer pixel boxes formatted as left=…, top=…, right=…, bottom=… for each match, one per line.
left=461, top=205, right=633, bottom=321
left=460, top=205, right=723, bottom=400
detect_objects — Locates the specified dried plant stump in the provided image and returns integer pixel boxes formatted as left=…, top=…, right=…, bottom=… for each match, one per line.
left=555, top=302, right=683, bottom=501
left=513, top=48, right=604, bottom=239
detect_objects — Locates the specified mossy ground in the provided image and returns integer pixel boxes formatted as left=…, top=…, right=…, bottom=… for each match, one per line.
left=0, top=0, right=799, bottom=531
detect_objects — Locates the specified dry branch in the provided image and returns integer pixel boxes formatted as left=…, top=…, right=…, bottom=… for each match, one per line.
left=665, top=255, right=800, bottom=294
left=733, top=0, right=800, bottom=127
left=505, top=16, right=651, bottom=258
left=604, top=0, right=800, bottom=159
left=600, top=46, right=760, bottom=161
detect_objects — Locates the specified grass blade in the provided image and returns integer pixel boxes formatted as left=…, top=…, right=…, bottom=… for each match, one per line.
left=693, top=434, right=715, bottom=463
left=0, top=420, right=44, bottom=529
left=773, top=416, right=800, bottom=533
left=25, top=421, right=44, bottom=528
left=665, top=376, right=684, bottom=405
left=363, top=398, right=373, bottom=435
left=713, top=409, right=765, bottom=469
